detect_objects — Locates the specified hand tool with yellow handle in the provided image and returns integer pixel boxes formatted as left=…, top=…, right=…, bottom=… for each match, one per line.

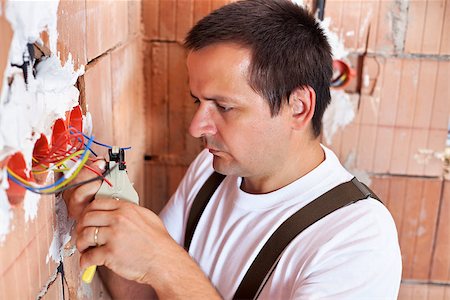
left=82, top=146, right=139, bottom=284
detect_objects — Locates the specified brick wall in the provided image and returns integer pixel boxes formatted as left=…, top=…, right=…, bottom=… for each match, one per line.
left=1, top=0, right=449, bottom=299
left=0, top=0, right=145, bottom=298
left=143, top=0, right=450, bottom=290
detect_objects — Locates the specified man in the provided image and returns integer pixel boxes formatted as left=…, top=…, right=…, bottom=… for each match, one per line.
left=65, top=0, right=402, bottom=299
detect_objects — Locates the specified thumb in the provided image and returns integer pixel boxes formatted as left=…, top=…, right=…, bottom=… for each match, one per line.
left=91, top=158, right=107, bottom=172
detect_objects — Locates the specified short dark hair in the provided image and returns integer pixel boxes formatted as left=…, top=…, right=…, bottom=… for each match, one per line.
left=184, top=0, right=333, bottom=137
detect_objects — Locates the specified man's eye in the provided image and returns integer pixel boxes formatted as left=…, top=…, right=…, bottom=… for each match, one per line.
left=193, top=99, right=200, bottom=106
left=217, top=104, right=232, bottom=112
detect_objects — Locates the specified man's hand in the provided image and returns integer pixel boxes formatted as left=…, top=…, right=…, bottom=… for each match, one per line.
left=75, top=198, right=222, bottom=299
left=62, top=158, right=106, bottom=220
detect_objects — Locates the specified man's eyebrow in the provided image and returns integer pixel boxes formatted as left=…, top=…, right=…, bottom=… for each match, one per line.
left=190, top=92, right=199, bottom=100
left=190, top=92, right=236, bottom=103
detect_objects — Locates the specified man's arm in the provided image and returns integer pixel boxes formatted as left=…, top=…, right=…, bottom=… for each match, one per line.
left=76, top=198, right=221, bottom=299
left=64, top=160, right=221, bottom=299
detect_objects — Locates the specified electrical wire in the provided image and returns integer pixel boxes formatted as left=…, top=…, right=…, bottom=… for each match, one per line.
left=7, top=135, right=94, bottom=193
left=69, top=127, right=131, bottom=151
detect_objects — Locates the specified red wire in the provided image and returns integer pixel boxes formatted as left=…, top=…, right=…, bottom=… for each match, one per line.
left=69, top=158, right=113, bottom=187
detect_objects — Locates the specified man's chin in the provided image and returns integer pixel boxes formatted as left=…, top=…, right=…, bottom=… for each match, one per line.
left=212, top=156, right=234, bottom=176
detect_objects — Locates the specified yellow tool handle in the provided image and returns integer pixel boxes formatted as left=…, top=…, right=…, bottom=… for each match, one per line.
left=82, top=265, right=97, bottom=284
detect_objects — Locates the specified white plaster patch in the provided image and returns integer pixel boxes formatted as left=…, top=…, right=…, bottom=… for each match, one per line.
left=291, top=0, right=304, bottom=7
left=78, top=281, right=94, bottom=299
left=322, top=90, right=356, bottom=145
left=23, top=189, right=41, bottom=222
left=0, top=0, right=85, bottom=245
left=320, top=18, right=348, bottom=60
left=46, top=195, right=74, bottom=263
left=5, top=0, right=59, bottom=66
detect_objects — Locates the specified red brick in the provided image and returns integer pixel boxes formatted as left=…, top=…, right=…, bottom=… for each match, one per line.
left=378, top=58, right=401, bottom=127
left=369, top=0, right=394, bottom=54
left=144, top=162, right=168, bottom=214
left=440, top=2, right=450, bottom=55
left=427, top=285, right=447, bottom=300
left=425, top=129, right=447, bottom=177
left=168, top=43, right=189, bottom=155
left=1, top=266, right=20, bottom=300
left=57, top=0, right=87, bottom=68
left=358, top=1, right=379, bottom=51
left=148, top=42, right=169, bottom=154
left=142, top=0, right=159, bottom=39
left=176, top=0, right=194, bottom=42
left=144, top=42, right=153, bottom=154
left=159, top=0, right=176, bottom=40
left=372, top=126, right=394, bottom=173
left=0, top=8, right=13, bottom=93
left=356, top=124, right=376, bottom=171
left=323, top=0, right=342, bottom=38
left=360, top=56, right=383, bottom=100
left=128, top=0, right=142, bottom=36
left=83, top=54, right=114, bottom=155
left=430, top=61, right=450, bottom=131
left=370, top=176, right=390, bottom=206
left=422, top=0, right=446, bottom=55
left=338, top=1, right=362, bottom=51
left=411, top=179, right=442, bottom=280
left=42, top=272, right=63, bottom=300
left=395, top=59, right=420, bottom=128
left=430, top=180, right=450, bottom=282
left=0, top=271, right=6, bottom=300
left=400, top=178, right=424, bottom=279
left=413, top=60, right=438, bottom=129
left=110, top=39, right=146, bottom=199
left=86, top=0, right=128, bottom=61
left=211, top=0, right=229, bottom=11
left=398, top=282, right=414, bottom=300
left=339, top=122, right=361, bottom=167
left=194, top=0, right=212, bottom=24
left=360, top=57, right=387, bottom=125
left=407, top=128, right=428, bottom=176
left=390, top=128, right=411, bottom=174
left=404, top=0, right=427, bottom=54
left=386, top=176, right=406, bottom=232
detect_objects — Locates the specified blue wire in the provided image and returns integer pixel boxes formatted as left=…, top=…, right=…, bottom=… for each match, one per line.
left=7, top=135, right=94, bottom=192
left=69, top=127, right=131, bottom=150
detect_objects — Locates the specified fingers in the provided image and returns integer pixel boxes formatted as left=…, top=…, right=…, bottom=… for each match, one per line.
left=62, top=159, right=107, bottom=220
left=77, top=226, right=112, bottom=252
left=80, top=245, right=109, bottom=270
left=76, top=200, right=135, bottom=251
left=77, top=210, right=116, bottom=233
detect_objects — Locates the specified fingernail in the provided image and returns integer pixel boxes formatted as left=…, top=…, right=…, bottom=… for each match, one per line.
left=95, top=159, right=106, bottom=171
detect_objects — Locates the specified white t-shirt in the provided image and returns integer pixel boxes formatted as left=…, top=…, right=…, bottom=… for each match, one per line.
left=160, top=146, right=402, bottom=299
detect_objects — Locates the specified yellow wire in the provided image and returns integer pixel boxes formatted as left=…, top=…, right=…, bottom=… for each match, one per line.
left=7, top=150, right=90, bottom=193
left=7, top=168, right=38, bottom=187
left=32, top=150, right=84, bottom=174
left=42, top=151, right=90, bottom=193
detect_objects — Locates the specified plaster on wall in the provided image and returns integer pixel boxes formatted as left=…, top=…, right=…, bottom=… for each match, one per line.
left=0, top=0, right=83, bottom=247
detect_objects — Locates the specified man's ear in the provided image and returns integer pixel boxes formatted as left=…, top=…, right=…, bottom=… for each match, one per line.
left=288, top=86, right=316, bottom=130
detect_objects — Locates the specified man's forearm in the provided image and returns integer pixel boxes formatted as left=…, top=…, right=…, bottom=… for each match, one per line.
left=140, top=245, right=222, bottom=299
left=98, top=266, right=157, bottom=299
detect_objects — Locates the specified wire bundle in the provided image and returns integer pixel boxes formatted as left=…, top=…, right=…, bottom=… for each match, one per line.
left=6, top=112, right=130, bottom=195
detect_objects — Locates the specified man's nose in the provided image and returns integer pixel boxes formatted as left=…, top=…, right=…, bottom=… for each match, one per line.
left=188, top=103, right=217, bottom=138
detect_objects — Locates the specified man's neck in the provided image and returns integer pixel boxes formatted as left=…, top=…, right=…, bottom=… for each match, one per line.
left=240, top=141, right=325, bottom=194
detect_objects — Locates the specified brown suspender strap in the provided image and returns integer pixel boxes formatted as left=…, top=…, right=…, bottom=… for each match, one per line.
left=184, top=173, right=381, bottom=299
left=233, top=177, right=381, bottom=300
left=184, top=172, right=226, bottom=250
